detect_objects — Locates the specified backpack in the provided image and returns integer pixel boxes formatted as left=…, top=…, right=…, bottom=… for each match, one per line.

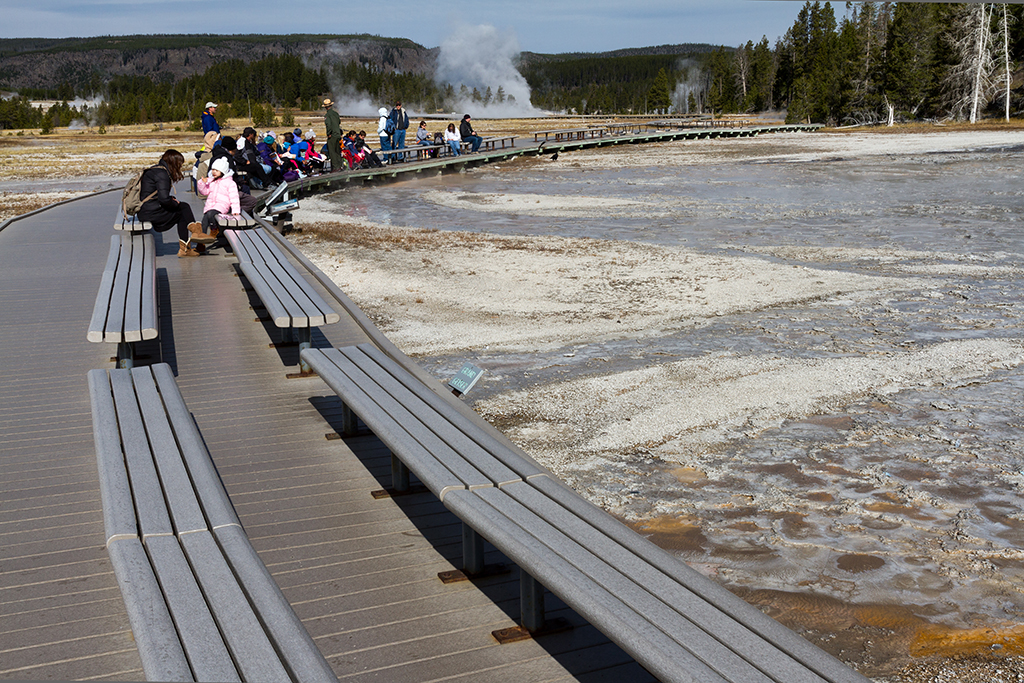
left=122, top=165, right=165, bottom=219
left=384, top=116, right=397, bottom=135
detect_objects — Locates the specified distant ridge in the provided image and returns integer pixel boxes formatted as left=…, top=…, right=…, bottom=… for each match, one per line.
left=0, top=34, right=434, bottom=91
left=0, top=34, right=423, bottom=57
left=521, top=43, right=725, bottom=65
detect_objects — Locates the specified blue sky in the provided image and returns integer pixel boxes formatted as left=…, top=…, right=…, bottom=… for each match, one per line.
left=0, top=1, right=807, bottom=53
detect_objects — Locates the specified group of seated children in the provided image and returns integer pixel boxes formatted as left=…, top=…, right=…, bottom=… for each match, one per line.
left=341, top=130, right=385, bottom=169
left=194, top=112, right=485, bottom=192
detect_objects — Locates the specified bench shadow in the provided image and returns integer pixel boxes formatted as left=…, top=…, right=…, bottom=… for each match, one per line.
left=307, top=394, right=653, bottom=681
left=153, top=266, right=178, bottom=374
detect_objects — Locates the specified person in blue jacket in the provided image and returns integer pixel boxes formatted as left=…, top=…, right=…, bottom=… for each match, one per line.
left=388, top=101, right=410, bottom=162
left=201, top=102, right=220, bottom=135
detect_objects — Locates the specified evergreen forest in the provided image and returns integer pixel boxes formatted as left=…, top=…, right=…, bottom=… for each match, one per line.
left=5, top=3, right=1024, bottom=131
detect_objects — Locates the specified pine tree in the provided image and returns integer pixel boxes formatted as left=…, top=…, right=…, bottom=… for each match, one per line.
left=647, top=68, right=672, bottom=113
left=883, top=3, right=940, bottom=122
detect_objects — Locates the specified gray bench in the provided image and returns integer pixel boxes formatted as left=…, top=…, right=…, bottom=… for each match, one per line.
left=225, top=226, right=341, bottom=374
left=89, top=364, right=338, bottom=683
left=115, top=210, right=153, bottom=231
left=214, top=210, right=257, bottom=229
left=301, top=343, right=870, bottom=683
left=87, top=232, right=158, bottom=368
left=476, top=135, right=517, bottom=151
left=533, top=128, right=607, bottom=143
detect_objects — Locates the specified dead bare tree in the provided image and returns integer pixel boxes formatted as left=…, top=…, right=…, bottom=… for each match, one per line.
left=943, top=3, right=997, bottom=122
left=996, top=3, right=1015, bottom=121
left=733, top=43, right=750, bottom=104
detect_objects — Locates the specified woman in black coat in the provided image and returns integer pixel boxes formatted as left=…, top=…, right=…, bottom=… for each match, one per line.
left=137, top=149, right=214, bottom=257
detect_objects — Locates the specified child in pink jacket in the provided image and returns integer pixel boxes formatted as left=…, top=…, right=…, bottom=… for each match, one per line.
left=196, top=157, right=240, bottom=237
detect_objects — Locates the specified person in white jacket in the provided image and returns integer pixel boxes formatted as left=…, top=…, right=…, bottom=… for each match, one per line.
left=377, top=107, right=391, bottom=162
left=196, top=157, right=240, bottom=240
left=443, top=123, right=461, bottom=156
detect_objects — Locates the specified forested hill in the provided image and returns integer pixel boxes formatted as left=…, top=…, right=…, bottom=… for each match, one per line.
left=521, top=43, right=722, bottom=64
left=0, top=34, right=435, bottom=92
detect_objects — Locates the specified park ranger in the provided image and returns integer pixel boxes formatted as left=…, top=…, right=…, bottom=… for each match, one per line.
left=323, top=98, right=343, bottom=173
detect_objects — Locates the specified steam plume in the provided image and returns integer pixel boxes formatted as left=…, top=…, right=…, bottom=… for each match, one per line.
left=435, top=24, right=543, bottom=117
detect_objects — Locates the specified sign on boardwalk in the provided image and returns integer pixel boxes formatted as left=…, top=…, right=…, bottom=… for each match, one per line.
left=449, top=362, right=484, bottom=396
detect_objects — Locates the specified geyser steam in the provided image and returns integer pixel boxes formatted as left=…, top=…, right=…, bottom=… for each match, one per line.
left=434, top=25, right=542, bottom=117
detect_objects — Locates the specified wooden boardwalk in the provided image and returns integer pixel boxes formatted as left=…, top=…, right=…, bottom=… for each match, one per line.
left=0, top=190, right=653, bottom=680
left=256, top=123, right=822, bottom=212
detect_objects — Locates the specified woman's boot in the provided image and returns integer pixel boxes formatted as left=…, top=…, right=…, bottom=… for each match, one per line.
left=188, top=221, right=216, bottom=244
left=178, top=239, right=200, bottom=258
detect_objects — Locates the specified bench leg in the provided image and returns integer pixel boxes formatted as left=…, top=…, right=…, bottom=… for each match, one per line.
left=341, top=403, right=357, bottom=436
left=463, top=524, right=484, bottom=576
left=520, top=571, right=545, bottom=632
left=391, top=453, right=410, bottom=493
left=296, top=327, right=312, bottom=374
left=117, top=342, right=134, bottom=369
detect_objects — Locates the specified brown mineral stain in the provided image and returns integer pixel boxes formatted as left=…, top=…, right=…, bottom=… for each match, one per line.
left=778, top=512, right=814, bottom=538
left=836, top=553, right=886, bottom=573
left=889, top=467, right=937, bottom=482
left=864, top=500, right=936, bottom=521
left=911, top=623, right=1024, bottom=658
left=868, top=400, right=902, bottom=414
left=804, top=491, right=835, bottom=502
left=630, top=515, right=708, bottom=553
left=669, top=466, right=706, bottom=484
left=736, top=588, right=1024, bottom=673
left=800, top=414, right=856, bottom=430
left=750, top=462, right=826, bottom=487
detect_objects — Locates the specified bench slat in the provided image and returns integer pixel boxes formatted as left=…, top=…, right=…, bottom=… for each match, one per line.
left=87, top=236, right=122, bottom=343
left=131, top=367, right=209, bottom=535
left=180, top=531, right=292, bottom=682
left=88, top=369, right=138, bottom=542
left=339, top=346, right=521, bottom=488
left=103, top=235, right=134, bottom=342
left=239, top=261, right=296, bottom=326
left=146, top=535, right=240, bottom=682
left=230, top=228, right=340, bottom=327
left=355, top=344, right=549, bottom=481
left=444, top=489, right=730, bottom=683
left=123, top=233, right=146, bottom=342
left=244, top=232, right=337, bottom=326
left=227, top=228, right=255, bottom=264
left=109, top=368, right=174, bottom=539
left=499, top=482, right=827, bottom=683
left=151, top=364, right=242, bottom=531
left=215, top=525, right=340, bottom=683
left=140, top=233, right=158, bottom=341
left=107, top=539, right=193, bottom=682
